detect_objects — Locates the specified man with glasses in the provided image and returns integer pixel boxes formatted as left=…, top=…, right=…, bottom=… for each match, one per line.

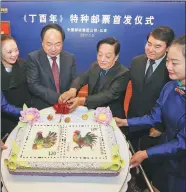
left=26, top=24, right=77, bottom=109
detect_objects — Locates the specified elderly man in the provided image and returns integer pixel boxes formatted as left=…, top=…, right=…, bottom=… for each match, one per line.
left=26, top=24, right=76, bottom=109
left=59, top=37, right=130, bottom=121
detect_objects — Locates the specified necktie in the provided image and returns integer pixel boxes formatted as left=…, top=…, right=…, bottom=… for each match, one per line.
left=51, top=57, right=60, bottom=93
left=98, top=69, right=107, bottom=90
left=144, top=59, right=155, bottom=83
left=101, top=69, right=107, bottom=76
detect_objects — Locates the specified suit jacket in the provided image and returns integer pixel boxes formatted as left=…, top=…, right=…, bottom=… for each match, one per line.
left=128, top=54, right=170, bottom=132
left=128, top=81, right=186, bottom=192
left=1, top=59, right=31, bottom=136
left=71, top=61, right=130, bottom=118
left=26, top=49, right=76, bottom=109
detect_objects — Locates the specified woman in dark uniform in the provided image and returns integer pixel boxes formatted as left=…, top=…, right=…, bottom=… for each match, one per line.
left=1, top=34, right=31, bottom=137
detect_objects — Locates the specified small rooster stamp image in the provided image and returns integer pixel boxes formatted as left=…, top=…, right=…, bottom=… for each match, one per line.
left=73, top=130, right=97, bottom=150
left=32, top=131, right=57, bottom=150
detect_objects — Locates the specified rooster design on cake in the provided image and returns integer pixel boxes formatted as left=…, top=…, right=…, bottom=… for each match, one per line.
left=32, top=131, right=57, bottom=150
left=73, top=130, right=97, bottom=150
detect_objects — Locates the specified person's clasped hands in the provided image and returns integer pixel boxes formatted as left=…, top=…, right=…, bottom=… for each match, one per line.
left=59, top=88, right=77, bottom=104
left=58, top=88, right=86, bottom=113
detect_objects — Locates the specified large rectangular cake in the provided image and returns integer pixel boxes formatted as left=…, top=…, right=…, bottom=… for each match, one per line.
left=6, top=121, right=124, bottom=176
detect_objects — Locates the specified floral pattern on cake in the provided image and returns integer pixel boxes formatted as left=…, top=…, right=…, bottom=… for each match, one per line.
left=4, top=140, right=30, bottom=170
left=99, top=145, right=124, bottom=171
left=18, top=104, right=40, bottom=128
left=94, top=107, right=112, bottom=125
left=20, top=108, right=40, bottom=125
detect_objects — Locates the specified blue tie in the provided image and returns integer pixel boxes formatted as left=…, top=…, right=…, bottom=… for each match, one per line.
left=98, top=69, right=107, bottom=90
left=101, top=69, right=107, bottom=76
left=144, top=59, right=155, bottom=83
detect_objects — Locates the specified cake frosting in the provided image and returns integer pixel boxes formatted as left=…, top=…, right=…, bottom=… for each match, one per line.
left=94, top=107, right=112, bottom=125
left=5, top=107, right=125, bottom=177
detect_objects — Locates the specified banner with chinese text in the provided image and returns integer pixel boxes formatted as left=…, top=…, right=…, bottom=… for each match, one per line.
left=1, top=1, right=185, bottom=72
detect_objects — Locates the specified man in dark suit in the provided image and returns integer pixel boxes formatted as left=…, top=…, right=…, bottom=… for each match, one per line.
left=127, top=26, right=175, bottom=188
left=128, top=26, right=175, bottom=147
left=26, top=24, right=76, bottom=109
left=59, top=37, right=130, bottom=120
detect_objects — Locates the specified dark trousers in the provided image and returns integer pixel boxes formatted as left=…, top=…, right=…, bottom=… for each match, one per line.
left=129, top=128, right=150, bottom=151
left=130, top=133, right=162, bottom=189
left=139, top=134, right=161, bottom=181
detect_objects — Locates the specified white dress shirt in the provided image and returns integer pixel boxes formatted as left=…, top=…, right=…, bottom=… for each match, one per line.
left=5, top=66, right=13, bottom=73
left=145, top=54, right=166, bottom=74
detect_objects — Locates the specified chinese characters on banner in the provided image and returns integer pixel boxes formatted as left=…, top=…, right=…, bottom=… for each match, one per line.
left=1, top=8, right=10, bottom=35
left=24, top=13, right=155, bottom=38
left=1, top=8, right=8, bottom=13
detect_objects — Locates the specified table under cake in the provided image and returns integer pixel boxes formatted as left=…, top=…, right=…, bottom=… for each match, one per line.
left=1, top=107, right=131, bottom=192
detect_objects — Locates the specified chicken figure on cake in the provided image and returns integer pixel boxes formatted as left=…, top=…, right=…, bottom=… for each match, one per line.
left=73, top=130, right=97, bottom=150
left=32, top=131, right=57, bottom=149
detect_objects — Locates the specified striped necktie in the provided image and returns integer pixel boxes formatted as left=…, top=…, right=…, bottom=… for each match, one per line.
left=144, top=59, right=155, bottom=83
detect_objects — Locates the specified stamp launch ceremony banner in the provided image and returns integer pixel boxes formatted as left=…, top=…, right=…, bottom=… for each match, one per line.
left=1, top=1, right=185, bottom=73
